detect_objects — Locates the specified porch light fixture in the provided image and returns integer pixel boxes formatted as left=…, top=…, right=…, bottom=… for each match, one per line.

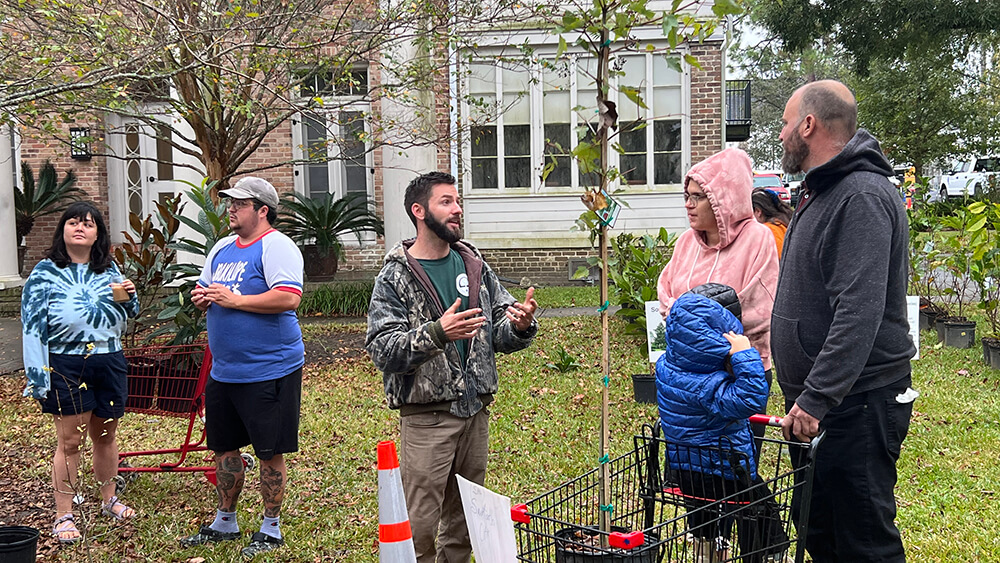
left=69, top=127, right=92, bottom=160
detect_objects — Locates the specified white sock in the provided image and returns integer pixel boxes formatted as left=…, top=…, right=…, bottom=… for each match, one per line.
left=260, top=515, right=281, bottom=539
left=210, top=509, right=239, bottom=533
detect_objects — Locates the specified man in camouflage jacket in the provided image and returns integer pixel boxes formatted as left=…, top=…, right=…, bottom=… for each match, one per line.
left=366, top=171, right=537, bottom=562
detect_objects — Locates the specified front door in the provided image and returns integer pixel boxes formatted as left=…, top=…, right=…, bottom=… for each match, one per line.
left=106, top=116, right=175, bottom=241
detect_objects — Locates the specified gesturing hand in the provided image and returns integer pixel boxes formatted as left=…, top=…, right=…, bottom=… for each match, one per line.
left=506, top=286, right=538, bottom=332
left=440, top=298, right=484, bottom=341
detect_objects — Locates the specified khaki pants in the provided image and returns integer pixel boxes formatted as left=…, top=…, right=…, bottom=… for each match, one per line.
left=400, top=409, right=489, bottom=563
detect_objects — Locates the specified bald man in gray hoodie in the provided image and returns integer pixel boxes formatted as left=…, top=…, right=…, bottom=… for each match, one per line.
left=771, top=80, right=917, bottom=563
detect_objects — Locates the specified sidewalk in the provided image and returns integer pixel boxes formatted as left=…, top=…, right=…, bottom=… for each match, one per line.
left=0, top=305, right=618, bottom=377
left=0, top=318, right=21, bottom=376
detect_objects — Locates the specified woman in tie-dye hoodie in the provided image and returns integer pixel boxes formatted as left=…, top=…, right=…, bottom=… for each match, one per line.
left=657, top=148, right=779, bottom=373
left=21, top=201, right=140, bottom=543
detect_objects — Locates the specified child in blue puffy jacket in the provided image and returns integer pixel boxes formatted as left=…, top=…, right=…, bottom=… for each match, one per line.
left=655, top=289, right=789, bottom=563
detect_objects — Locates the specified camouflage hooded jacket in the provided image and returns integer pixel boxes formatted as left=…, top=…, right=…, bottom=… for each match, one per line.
left=366, top=239, right=537, bottom=417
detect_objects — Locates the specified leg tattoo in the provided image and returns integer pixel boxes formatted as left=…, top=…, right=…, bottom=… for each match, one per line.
left=259, top=456, right=286, bottom=519
left=215, top=451, right=245, bottom=513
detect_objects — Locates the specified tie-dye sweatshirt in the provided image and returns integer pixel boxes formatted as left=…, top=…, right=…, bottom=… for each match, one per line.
left=21, top=259, right=140, bottom=399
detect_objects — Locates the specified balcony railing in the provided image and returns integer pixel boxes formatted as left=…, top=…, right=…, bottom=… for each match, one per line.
left=725, top=79, right=751, bottom=142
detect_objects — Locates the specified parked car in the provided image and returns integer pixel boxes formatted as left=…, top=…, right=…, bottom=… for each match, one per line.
left=939, top=156, right=1000, bottom=199
left=784, top=172, right=805, bottom=206
left=753, top=173, right=791, bottom=204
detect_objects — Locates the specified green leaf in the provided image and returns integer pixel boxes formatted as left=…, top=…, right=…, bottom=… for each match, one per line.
left=572, top=266, right=592, bottom=280
left=711, top=0, right=742, bottom=18
left=661, top=14, right=678, bottom=36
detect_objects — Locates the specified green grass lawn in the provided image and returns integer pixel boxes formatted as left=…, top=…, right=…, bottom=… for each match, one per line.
left=1, top=318, right=998, bottom=561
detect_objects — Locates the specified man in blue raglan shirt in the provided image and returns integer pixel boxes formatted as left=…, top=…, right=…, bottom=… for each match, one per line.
left=179, top=177, right=304, bottom=559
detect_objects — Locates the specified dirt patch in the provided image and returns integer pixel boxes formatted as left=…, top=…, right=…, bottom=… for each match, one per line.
left=303, top=327, right=368, bottom=365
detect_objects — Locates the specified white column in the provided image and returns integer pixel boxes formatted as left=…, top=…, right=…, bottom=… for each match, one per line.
left=0, top=124, right=24, bottom=289
left=379, top=7, right=437, bottom=249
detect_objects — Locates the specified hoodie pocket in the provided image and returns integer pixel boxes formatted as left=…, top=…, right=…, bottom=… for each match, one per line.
left=770, top=313, right=816, bottom=381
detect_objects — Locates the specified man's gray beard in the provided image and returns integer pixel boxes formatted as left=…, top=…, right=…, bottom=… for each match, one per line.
left=425, top=211, right=463, bottom=244
left=782, top=129, right=809, bottom=175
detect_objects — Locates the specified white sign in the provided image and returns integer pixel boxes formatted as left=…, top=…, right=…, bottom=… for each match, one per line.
left=646, top=300, right=665, bottom=364
left=906, top=295, right=920, bottom=360
left=457, top=476, right=518, bottom=563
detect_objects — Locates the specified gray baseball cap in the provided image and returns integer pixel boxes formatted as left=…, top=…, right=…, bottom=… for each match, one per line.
left=220, top=177, right=279, bottom=208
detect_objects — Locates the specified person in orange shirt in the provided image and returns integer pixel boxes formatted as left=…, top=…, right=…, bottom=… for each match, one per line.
left=752, top=188, right=794, bottom=259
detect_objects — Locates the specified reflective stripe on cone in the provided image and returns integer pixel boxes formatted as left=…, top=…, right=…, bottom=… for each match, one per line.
left=377, top=440, right=416, bottom=563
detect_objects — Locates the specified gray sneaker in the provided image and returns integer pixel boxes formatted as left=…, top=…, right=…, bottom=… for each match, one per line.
left=242, top=531, right=284, bottom=558
left=179, top=525, right=240, bottom=547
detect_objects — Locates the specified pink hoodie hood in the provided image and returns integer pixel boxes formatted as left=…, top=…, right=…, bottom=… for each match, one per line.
left=658, top=148, right=779, bottom=369
left=685, top=147, right=755, bottom=249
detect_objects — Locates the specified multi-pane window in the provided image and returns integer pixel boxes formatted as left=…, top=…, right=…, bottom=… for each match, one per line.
left=464, top=52, right=686, bottom=192
left=295, top=65, right=372, bottom=202
left=469, top=65, right=498, bottom=189
left=541, top=62, right=571, bottom=187
left=298, top=111, right=371, bottom=202
left=299, top=67, right=369, bottom=98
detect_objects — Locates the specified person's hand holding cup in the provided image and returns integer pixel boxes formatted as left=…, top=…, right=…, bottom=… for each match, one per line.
left=110, top=274, right=134, bottom=303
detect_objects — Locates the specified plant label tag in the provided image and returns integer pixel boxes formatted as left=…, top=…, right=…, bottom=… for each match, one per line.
left=906, top=296, right=919, bottom=360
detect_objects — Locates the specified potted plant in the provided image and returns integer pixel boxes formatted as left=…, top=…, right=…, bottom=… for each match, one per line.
left=906, top=181, right=946, bottom=330
left=968, top=201, right=1000, bottom=367
left=576, top=229, right=676, bottom=403
left=934, top=204, right=984, bottom=348
left=278, top=192, right=384, bottom=281
left=13, top=160, right=84, bottom=273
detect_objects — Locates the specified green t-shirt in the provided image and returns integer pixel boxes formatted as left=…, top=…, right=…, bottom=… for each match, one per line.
left=418, top=249, right=470, bottom=364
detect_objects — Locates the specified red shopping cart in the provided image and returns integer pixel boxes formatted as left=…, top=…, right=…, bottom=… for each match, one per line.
left=512, top=416, right=823, bottom=562
left=116, top=343, right=253, bottom=491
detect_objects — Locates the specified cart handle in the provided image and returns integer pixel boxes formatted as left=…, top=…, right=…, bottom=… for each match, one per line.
left=749, top=414, right=783, bottom=427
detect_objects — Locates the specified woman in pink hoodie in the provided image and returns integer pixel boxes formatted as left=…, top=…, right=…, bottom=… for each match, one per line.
left=657, top=148, right=779, bottom=372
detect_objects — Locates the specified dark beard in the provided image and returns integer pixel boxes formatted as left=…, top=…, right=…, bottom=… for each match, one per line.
left=781, top=128, right=809, bottom=175
left=425, top=210, right=463, bottom=243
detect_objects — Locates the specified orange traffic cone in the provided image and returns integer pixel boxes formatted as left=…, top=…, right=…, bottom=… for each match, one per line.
left=377, top=441, right=416, bottom=563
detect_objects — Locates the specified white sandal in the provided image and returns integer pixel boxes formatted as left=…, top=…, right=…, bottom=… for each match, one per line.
left=53, top=513, right=81, bottom=544
left=102, top=496, right=136, bottom=520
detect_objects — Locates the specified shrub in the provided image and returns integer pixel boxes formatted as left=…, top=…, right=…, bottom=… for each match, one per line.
left=298, top=281, right=375, bottom=317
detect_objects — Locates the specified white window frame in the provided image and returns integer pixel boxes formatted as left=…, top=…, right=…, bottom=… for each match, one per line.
left=291, top=105, right=374, bottom=202
left=459, top=45, right=691, bottom=195
left=291, top=92, right=375, bottom=246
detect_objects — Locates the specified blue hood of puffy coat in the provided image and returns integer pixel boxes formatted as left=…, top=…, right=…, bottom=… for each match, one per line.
left=655, top=294, right=768, bottom=481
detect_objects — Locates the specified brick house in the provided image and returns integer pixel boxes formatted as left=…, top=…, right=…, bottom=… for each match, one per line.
left=12, top=20, right=740, bottom=285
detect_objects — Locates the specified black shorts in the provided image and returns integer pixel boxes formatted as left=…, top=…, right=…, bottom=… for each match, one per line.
left=205, top=367, right=302, bottom=460
left=39, top=352, right=128, bottom=419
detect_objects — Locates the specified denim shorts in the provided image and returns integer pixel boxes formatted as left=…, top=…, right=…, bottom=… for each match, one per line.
left=40, top=352, right=128, bottom=419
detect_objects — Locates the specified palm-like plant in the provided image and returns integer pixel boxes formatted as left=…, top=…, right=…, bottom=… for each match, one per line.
left=278, top=192, right=384, bottom=259
left=14, top=160, right=85, bottom=243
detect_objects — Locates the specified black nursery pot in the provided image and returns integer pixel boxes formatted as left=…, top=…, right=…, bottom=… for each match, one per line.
left=631, top=374, right=657, bottom=404
left=983, top=338, right=1000, bottom=370
left=0, top=526, right=40, bottom=563
left=941, top=320, right=976, bottom=349
left=555, top=526, right=661, bottom=563
left=918, top=307, right=939, bottom=332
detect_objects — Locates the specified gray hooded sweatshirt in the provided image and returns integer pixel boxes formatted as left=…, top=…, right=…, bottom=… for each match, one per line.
left=771, top=129, right=915, bottom=420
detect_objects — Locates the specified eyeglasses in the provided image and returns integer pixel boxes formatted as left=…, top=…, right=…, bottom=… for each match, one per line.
left=683, top=192, right=708, bottom=205
left=226, top=199, right=254, bottom=210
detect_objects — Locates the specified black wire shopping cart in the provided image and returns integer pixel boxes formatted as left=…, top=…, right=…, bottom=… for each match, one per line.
left=512, top=415, right=823, bottom=562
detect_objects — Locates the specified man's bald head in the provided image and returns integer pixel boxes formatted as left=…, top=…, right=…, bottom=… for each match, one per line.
left=795, top=80, right=858, bottom=144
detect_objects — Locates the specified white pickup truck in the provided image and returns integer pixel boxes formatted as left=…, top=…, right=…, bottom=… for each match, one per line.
left=939, top=156, right=1000, bottom=199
